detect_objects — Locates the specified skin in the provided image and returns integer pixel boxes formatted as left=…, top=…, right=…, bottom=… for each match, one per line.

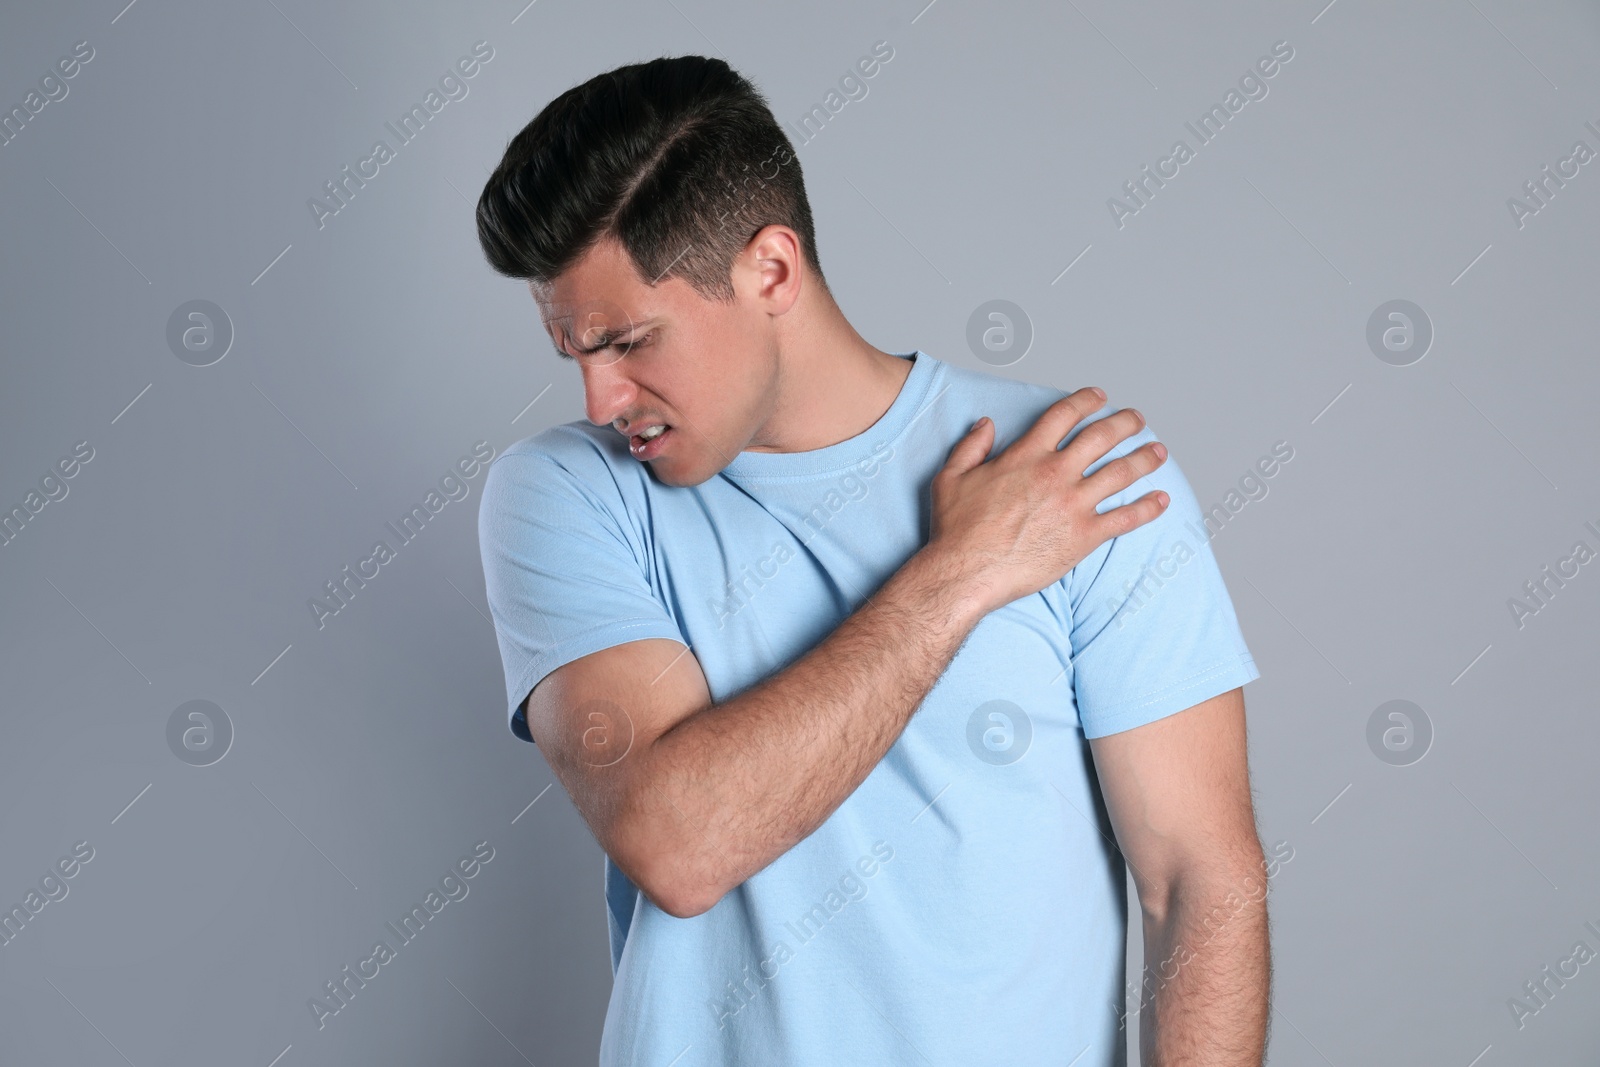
left=523, top=224, right=1270, bottom=1063
left=530, top=228, right=913, bottom=487
left=1093, top=687, right=1270, bottom=1065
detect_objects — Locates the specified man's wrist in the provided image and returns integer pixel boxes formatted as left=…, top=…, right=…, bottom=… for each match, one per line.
left=899, top=545, right=992, bottom=636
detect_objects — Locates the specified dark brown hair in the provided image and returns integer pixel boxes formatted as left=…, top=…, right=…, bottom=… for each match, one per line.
left=476, top=55, right=825, bottom=302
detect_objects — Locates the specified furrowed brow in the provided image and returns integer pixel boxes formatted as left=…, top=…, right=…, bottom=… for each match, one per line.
left=546, top=321, right=613, bottom=360
left=555, top=319, right=657, bottom=359
left=573, top=328, right=626, bottom=355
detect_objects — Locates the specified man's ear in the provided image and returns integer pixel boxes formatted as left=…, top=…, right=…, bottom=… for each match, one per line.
left=740, top=224, right=804, bottom=314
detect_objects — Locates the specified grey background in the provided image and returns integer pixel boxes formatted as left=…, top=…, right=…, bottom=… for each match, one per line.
left=1, top=0, right=1596, bottom=1063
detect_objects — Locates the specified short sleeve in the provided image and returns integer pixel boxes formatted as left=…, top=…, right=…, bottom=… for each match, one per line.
left=1063, top=410, right=1260, bottom=739
left=477, top=443, right=687, bottom=743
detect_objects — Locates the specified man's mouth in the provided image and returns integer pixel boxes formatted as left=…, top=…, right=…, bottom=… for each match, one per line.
left=629, top=424, right=672, bottom=459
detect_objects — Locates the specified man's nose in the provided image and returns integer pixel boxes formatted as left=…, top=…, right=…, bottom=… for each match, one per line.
left=581, top=361, right=636, bottom=429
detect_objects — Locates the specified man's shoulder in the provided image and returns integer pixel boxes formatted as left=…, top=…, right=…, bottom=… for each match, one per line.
left=926, top=355, right=1115, bottom=444
left=489, top=421, right=634, bottom=482
left=496, top=419, right=618, bottom=465
left=481, top=421, right=644, bottom=517
left=931, top=355, right=1077, bottom=410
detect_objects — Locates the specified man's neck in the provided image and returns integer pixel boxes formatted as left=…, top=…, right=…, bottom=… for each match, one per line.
left=744, top=322, right=912, bottom=455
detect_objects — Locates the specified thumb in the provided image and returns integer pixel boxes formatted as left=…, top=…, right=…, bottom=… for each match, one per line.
left=942, top=416, right=994, bottom=476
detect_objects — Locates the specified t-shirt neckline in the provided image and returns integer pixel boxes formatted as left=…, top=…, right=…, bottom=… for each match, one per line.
left=719, top=350, right=937, bottom=482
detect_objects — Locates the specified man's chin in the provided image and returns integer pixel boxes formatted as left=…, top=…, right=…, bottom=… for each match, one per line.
left=646, top=459, right=716, bottom=489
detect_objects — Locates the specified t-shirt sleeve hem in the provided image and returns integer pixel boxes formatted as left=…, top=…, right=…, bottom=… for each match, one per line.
left=1079, top=654, right=1261, bottom=740
left=507, top=618, right=688, bottom=743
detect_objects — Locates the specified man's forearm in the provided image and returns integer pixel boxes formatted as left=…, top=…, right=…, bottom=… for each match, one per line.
left=630, top=546, right=986, bottom=915
left=1136, top=874, right=1271, bottom=1065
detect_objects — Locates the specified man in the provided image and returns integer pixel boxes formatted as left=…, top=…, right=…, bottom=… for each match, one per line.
left=475, top=55, right=1269, bottom=1066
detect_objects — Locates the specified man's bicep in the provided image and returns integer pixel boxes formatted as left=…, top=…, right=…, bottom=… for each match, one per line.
left=1087, top=687, right=1263, bottom=915
left=477, top=445, right=687, bottom=743
left=525, top=637, right=712, bottom=909
left=526, top=638, right=712, bottom=762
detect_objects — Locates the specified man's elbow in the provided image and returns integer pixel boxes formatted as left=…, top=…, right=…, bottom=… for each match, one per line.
left=635, top=864, right=723, bottom=919
left=655, top=884, right=719, bottom=920
left=614, top=823, right=725, bottom=919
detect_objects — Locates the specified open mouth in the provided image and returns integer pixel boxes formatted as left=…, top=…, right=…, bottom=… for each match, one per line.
left=629, top=424, right=672, bottom=459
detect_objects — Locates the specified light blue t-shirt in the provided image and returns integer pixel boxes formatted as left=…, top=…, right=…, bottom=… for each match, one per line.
left=478, top=349, right=1259, bottom=1066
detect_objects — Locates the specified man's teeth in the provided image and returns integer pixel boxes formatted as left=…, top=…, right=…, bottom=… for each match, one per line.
left=638, top=425, right=667, bottom=440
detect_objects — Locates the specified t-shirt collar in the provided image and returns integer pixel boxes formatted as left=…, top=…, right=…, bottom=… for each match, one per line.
left=719, top=350, right=937, bottom=482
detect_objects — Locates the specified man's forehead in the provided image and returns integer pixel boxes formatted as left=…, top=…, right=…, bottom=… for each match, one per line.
left=533, top=290, right=645, bottom=336
left=537, top=265, right=668, bottom=327
left=532, top=239, right=644, bottom=307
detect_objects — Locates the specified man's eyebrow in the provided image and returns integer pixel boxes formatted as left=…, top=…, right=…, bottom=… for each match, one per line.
left=572, top=327, right=627, bottom=354
left=553, top=318, right=658, bottom=358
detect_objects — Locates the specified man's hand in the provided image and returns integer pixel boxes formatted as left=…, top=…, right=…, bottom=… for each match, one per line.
left=523, top=386, right=1177, bottom=917
left=923, top=387, right=1170, bottom=617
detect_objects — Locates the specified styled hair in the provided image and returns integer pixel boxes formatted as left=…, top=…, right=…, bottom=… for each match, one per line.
left=476, top=55, right=825, bottom=302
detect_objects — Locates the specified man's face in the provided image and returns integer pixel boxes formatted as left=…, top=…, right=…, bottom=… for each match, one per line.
left=533, top=236, right=779, bottom=488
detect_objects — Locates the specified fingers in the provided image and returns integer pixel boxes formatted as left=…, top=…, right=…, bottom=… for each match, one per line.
left=1015, top=387, right=1109, bottom=455
left=1056, top=405, right=1151, bottom=474
left=938, top=415, right=996, bottom=479
left=1093, top=488, right=1171, bottom=537
left=1081, top=439, right=1168, bottom=502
